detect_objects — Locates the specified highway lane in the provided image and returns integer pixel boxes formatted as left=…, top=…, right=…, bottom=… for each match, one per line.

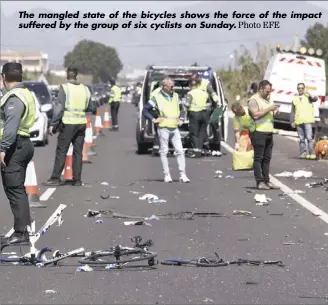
left=0, top=103, right=328, bottom=304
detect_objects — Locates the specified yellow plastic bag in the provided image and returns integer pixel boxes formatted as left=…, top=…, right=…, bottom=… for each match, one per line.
left=232, top=150, right=254, bottom=170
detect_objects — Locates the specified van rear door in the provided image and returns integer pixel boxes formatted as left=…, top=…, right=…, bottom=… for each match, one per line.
left=266, top=53, right=326, bottom=123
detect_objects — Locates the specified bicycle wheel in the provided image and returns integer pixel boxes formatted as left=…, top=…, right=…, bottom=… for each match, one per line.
left=79, top=249, right=157, bottom=265
left=161, top=259, right=228, bottom=267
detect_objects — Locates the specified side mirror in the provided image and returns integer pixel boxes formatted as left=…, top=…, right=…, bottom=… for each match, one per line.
left=41, top=104, right=53, bottom=112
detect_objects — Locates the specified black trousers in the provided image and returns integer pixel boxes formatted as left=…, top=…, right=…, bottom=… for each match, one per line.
left=250, top=131, right=273, bottom=183
left=110, top=102, right=120, bottom=127
left=189, top=110, right=208, bottom=151
left=2, top=137, right=34, bottom=232
left=51, top=124, right=86, bottom=181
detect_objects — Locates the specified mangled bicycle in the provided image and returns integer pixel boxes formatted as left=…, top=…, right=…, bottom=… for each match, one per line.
left=0, top=204, right=157, bottom=268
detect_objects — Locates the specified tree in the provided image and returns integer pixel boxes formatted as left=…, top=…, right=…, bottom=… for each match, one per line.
left=217, top=43, right=274, bottom=105
left=301, top=22, right=328, bottom=92
left=64, top=40, right=123, bottom=83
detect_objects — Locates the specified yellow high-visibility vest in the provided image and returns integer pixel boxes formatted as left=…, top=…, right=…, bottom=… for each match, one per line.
left=0, top=87, right=36, bottom=139
left=233, top=106, right=254, bottom=131
left=188, top=88, right=209, bottom=112
left=248, top=93, right=274, bottom=133
left=108, top=85, right=122, bottom=103
left=62, top=83, right=90, bottom=125
left=293, top=94, right=315, bottom=125
left=198, top=78, right=219, bottom=102
left=150, top=87, right=161, bottom=99
left=155, top=92, right=180, bottom=128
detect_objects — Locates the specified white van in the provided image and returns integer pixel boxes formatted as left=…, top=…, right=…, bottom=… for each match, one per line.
left=264, top=50, right=326, bottom=126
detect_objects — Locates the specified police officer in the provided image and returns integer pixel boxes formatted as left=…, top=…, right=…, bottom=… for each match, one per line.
left=290, top=83, right=318, bottom=159
left=248, top=80, right=280, bottom=190
left=142, top=77, right=190, bottom=183
left=0, top=62, right=36, bottom=244
left=132, top=82, right=142, bottom=107
left=108, top=77, right=122, bottom=131
left=45, top=67, right=95, bottom=186
left=185, top=79, right=209, bottom=158
left=191, top=73, right=221, bottom=156
left=150, top=81, right=163, bottom=156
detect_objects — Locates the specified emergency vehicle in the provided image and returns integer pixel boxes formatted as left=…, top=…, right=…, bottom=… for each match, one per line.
left=136, top=65, right=228, bottom=154
left=264, top=45, right=326, bottom=126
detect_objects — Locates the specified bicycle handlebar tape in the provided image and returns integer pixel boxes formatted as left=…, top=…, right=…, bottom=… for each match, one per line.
left=103, top=105, right=112, bottom=129
left=62, top=143, right=74, bottom=184
left=85, top=115, right=97, bottom=156
left=24, top=159, right=47, bottom=208
left=94, top=108, right=105, bottom=137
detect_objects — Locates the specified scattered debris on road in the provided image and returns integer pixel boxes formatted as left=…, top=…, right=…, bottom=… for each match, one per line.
left=100, top=182, right=109, bottom=186
left=76, top=265, right=93, bottom=272
left=214, top=170, right=223, bottom=178
left=305, top=178, right=328, bottom=188
left=110, top=196, right=120, bottom=199
left=139, top=194, right=159, bottom=201
left=44, top=290, right=57, bottom=294
left=145, top=215, right=160, bottom=220
left=94, top=219, right=103, bottom=224
left=233, top=210, right=252, bottom=216
left=100, top=193, right=109, bottom=199
left=124, top=221, right=152, bottom=226
left=225, top=175, right=235, bottom=179
left=275, top=170, right=313, bottom=179
left=254, top=194, right=271, bottom=205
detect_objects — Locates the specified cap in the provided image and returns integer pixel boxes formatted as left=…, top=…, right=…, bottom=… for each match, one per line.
left=2, top=62, right=23, bottom=74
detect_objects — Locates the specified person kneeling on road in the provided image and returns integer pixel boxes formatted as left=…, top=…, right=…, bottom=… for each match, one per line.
left=0, top=62, right=36, bottom=244
left=142, top=77, right=190, bottom=183
left=248, top=80, right=280, bottom=190
left=44, top=67, right=96, bottom=187
left=290, top=82, right=318, bottom=160
left=231, top=102, right=254, bottom=152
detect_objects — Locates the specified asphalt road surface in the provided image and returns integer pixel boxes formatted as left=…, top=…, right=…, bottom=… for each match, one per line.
left=0, top=103, right=328, bottom=304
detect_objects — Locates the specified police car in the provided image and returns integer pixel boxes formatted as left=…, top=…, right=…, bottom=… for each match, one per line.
left=136, top=65, right=228, bottom=154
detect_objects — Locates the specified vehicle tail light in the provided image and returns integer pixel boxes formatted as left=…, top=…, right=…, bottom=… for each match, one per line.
left=319, top=96, right=325, bottom=104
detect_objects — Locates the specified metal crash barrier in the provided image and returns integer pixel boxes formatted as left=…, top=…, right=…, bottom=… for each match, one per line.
left=315, top=107, right=328, bottom=142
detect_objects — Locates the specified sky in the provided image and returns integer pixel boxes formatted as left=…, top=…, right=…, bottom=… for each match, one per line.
left=1, top=0, right=328, bottom=16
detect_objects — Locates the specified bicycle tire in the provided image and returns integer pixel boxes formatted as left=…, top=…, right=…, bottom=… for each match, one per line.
left=79, top=250, right=157, bottom=265
left=161, top=259, right=229, bottom=267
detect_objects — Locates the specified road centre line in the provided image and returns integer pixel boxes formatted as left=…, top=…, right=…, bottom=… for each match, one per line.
left=40, top=187, right=56, bottom=201
left=220, top=141, right=328, bottom=226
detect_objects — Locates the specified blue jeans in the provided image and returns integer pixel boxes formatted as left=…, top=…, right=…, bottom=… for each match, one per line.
left=296, top=123, right=315, bottom=155
left=158, top=127, right=186, bottom=175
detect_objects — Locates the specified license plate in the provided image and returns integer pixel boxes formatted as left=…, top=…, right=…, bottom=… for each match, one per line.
left=279, top=104, right=291, bottom=113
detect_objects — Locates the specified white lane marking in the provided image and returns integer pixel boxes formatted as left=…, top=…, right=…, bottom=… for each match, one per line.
left=40, top=188, right=56, bottom=201
left=220, top=141, right=328, bottom=225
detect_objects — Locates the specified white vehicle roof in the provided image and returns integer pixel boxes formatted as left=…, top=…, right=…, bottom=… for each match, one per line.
left=264, top=52, right=326, bottom=99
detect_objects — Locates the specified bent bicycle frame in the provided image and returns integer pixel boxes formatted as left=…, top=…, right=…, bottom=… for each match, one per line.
left=1, top=204, right=67, bottom=263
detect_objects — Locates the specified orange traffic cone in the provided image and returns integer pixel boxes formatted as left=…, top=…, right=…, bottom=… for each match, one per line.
left=103, top=105, right=112, bottom=129
left=25, top=160, right=47, bottom=208
left=62, top=144, right=73, bottom=182
left=85, top=116, right=97, bottom=156
left=82, top=136, right=92, bottom=164
left=94, top=108, right=105, bottom=136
